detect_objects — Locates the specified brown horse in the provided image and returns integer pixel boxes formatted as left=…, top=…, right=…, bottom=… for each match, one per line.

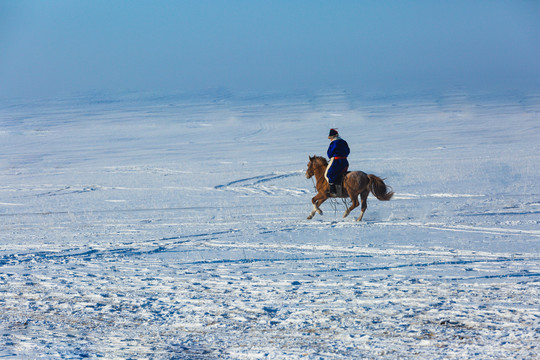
left=305, top=155, right=394, bottom=221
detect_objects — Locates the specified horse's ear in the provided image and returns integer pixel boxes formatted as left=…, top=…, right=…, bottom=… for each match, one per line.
left=309, top=155, right=313, bottom=160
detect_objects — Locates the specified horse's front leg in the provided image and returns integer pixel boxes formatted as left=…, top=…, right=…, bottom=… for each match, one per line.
left=307, top=193, right=328, bottom=219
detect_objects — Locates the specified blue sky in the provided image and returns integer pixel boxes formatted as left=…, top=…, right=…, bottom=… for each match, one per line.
left=1, top=0, right=538, bottom=99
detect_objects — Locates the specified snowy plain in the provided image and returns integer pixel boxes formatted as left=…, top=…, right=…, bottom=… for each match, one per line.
left=0, top=89, right=539, bottom=359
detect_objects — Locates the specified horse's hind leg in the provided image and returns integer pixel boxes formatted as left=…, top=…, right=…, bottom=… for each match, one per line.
left=343, top=195, right=359, bottom=219
left=356, top=191, right=369, bottom=221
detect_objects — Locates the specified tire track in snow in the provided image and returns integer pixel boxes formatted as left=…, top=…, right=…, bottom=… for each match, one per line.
left=0, top=202, right=306, bottom=217
left=318, top=257, right=531, bottom=274
left=0, top=229, right=240, bottom=267
left=214, top=171, right=303, bottom=189
left=196, top=232, right=539, bottom=282
left=373, top=221, right=540, bottom=237
left=447, top=271, right=540, bottom=281
left=178, top=253, right=373, bottom=266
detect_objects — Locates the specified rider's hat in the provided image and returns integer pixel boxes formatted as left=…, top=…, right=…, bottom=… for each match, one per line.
left=328, top=128, right=338, bottom=137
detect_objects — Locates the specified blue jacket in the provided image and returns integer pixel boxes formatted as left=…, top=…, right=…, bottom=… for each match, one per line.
left=327, top=137, right=350, bottom=159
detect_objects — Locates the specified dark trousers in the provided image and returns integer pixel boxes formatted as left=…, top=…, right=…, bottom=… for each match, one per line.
left=325, top=158, right=349, bottom=184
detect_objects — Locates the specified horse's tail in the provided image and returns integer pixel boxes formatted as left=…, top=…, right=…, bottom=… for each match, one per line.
left=367, top=174, right=394, bottom=201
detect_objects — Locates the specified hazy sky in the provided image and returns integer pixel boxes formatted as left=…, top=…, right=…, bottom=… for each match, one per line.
left=1, top=0, right=538, bottom=99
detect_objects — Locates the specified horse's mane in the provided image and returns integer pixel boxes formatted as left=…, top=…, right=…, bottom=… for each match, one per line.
left=311, top=155, right=328, bottom=167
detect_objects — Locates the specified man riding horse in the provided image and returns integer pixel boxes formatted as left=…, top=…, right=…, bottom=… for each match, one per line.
left=306, top=129, right=393, bottom=221
left=325, top=128, right=350, bottom=195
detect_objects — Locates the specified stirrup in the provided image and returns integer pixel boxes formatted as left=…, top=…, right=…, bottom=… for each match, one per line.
left=329, top=183, right=337, bottom=195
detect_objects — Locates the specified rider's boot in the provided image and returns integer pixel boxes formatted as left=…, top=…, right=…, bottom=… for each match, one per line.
left=329, top=183, right=337, bottom=195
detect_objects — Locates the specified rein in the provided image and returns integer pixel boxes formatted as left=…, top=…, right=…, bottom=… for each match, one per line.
left=310, top=177, right=317, bottom=191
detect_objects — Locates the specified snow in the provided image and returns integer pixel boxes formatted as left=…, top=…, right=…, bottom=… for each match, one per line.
left=0, top=90, right=539, bottom=358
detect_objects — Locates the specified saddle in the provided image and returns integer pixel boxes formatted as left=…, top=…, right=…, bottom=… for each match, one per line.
left=329, top=171, right=350, bottom=197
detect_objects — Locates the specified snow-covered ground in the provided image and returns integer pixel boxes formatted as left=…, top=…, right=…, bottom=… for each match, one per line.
left=1, top=90, right=539, bottom=359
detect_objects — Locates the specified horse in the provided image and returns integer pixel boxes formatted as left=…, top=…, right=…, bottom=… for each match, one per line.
left=305, top=155, right=394, bottom=221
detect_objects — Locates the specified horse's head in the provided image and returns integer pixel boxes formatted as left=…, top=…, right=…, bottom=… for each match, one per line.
left=306, top=156, right=315, bottom=179
left=306, top=155, right=326, bottom=179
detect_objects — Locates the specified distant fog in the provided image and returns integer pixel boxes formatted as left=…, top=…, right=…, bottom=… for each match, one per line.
left=1, top=0, right=538, bottom=100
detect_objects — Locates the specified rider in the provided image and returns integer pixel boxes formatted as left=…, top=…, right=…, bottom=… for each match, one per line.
left=325, top=128, right=350, bottom=195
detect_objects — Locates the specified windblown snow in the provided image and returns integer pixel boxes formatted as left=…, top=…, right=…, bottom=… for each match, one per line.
left=1, top=90, right=539, bottom=359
